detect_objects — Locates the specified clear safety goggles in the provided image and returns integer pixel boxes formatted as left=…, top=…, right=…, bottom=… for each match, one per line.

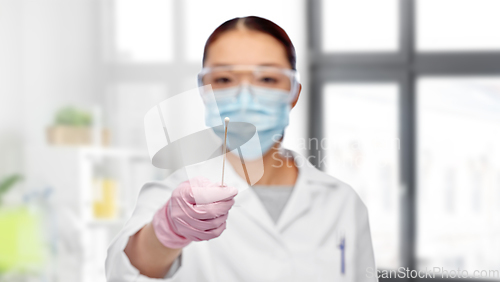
left=197, top=65, right=300, bottom=103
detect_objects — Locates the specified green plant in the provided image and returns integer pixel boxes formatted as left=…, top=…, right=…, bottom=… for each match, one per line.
left=0, top=174, right=22, bottom=205
left=54, top=106, right=92, bottom=126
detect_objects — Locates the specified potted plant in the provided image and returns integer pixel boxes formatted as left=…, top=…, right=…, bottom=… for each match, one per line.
left=0, top=174, right=22, bottom=206
left=46, top=106, right=110, bottom=146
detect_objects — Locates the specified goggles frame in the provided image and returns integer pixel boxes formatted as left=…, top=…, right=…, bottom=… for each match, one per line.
left=197, top=65, right=301, bottom=104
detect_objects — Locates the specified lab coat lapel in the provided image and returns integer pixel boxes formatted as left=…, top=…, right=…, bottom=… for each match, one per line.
left=276, top=150, right=322, bottom=232
left=227, top=162, right=285, bottom=243
left=225, top=149, right=323, bottom=238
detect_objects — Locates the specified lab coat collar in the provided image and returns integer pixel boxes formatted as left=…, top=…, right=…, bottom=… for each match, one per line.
left=228, top=149, right=332, bottom=237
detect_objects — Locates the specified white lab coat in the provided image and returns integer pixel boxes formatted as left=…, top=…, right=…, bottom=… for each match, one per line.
left=106, top=149, right=377, bottom=281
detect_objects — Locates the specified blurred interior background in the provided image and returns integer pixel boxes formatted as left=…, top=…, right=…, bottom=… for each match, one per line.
left=1, top=0, right=499, bottom=281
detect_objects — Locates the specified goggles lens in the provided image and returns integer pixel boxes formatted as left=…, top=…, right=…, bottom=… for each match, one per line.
left=198, top=65, right=299, bottom=103
left=201, top=65, right=298, bottom=86
left=202, top=69, right=291, bottom=91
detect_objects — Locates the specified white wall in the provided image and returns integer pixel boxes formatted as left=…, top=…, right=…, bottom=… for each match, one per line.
left=0, top=0, right=24, bottom=177
left=0, top=0, right=103, bottom=192
left=22, top=0, right=102, bottom=148
left=1, top=0, right=106, bottom=195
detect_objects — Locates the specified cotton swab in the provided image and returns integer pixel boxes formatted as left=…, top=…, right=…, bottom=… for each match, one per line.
left=221, top=117, right=229, bottom=187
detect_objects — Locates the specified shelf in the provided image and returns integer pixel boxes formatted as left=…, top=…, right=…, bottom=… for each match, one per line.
left=85, top=218, right=126, bottom=227
left=80, top=147, right=149, bottom=158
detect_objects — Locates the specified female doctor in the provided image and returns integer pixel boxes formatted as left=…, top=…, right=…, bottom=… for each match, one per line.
left=106, top=16, right=377, bottom=281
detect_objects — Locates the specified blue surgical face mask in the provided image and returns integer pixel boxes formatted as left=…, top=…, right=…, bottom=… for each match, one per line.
left=205, top=85, right=291, bottom=160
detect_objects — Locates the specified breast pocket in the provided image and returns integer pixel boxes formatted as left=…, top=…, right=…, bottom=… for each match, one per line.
left=316, top=231, right=355, bottom=281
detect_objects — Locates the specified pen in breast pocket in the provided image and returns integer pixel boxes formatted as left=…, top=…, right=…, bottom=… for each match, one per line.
left=338, top=232, right=345, bottom=275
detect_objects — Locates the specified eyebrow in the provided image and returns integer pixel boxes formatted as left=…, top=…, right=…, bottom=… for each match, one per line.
left=259, top=63, right=285, bottom=67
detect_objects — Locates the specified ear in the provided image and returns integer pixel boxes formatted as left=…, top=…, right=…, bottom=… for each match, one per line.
left=291, top=83, right=302, bottom=109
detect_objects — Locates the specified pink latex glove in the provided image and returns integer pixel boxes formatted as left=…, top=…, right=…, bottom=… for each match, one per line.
left=152, top=176, right=238, bottom=249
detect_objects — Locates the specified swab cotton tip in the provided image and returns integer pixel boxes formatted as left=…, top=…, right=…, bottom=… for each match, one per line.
left=225, top=117, right=230, bottom=124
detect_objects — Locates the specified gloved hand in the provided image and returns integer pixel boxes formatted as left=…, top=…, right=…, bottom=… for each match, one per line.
left=152, top=176, right=238, bottom=249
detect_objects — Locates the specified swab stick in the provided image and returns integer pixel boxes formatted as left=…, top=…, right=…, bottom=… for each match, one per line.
left=221, top=117, right=229, bottom=187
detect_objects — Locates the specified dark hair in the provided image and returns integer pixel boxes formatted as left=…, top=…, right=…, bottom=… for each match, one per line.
left=202, top=16, right=297, bottom=70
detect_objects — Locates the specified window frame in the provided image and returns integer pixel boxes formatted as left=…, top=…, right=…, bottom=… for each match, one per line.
left=307, top=0, right=500, bottom=280
left=102, top=0, right=201, bottom=96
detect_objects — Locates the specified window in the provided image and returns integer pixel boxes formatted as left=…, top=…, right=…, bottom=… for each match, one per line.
left=417, top=0, right=500, bottom=51
left=115, top=0, right=174, bottom=62
left=183, top=0, right=303, bottom=62
left=310, top=0, right=500, bottom=279
left=417, top=77, right=500, bottom=271
left=321, top=0, right=399, bottom=52
left=106, top=0, right=307, bottom=152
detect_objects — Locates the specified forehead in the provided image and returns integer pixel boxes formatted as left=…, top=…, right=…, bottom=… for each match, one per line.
left=204, top=29, right=291, bottom=69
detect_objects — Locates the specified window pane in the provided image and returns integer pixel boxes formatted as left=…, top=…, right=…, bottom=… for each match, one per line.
left=115, top=0, right=174, bottom=62
left=183, top=0, right=303, bottom=62
left=323, top=83, right=400, bottom=269
left=417, top=77, right=500, bottom=273
left=417, top=0, right=500, bottom=51
left=321, top=0, right=399, bottom=52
